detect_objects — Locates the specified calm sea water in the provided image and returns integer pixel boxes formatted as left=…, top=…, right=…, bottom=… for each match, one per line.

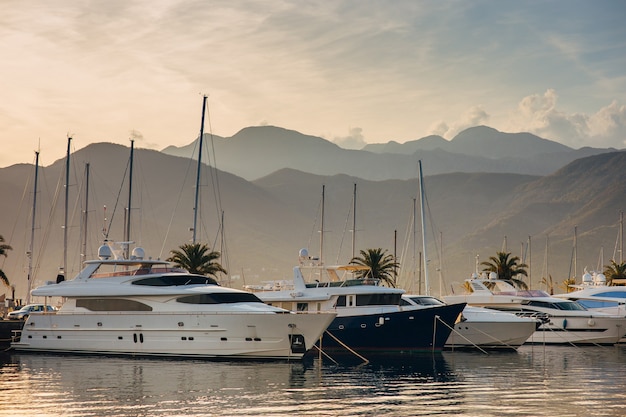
left=1, top=345, right=625, bottom=417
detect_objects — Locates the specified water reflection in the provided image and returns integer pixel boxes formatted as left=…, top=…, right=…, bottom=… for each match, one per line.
left=1, top=346, right=625, bottom=417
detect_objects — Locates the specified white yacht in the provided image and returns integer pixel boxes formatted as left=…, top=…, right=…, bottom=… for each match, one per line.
left=554, top=271, right=626, bottom=316
left=443, top=273, right=626, bottom=345
left=401, top=295, right=539, bottom=349
left=245, top=250, right=466, bottom=357
left=12, top=243, right=336, bottom=360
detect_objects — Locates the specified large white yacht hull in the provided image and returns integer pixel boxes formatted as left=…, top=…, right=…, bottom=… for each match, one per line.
left=13, top=311, right=335, bottom=359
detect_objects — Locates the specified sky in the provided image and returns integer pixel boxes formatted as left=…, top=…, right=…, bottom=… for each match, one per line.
left=1, top=0, right=625, bottom=168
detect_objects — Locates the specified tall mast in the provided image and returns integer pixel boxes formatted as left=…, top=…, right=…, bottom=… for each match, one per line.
left=25, top=151, right=39, bottom=305
left=81, top=163, right=90, bottom=265
left=192, top=95, right=207, bottom=244
left=125, top=140, right=134, bottom=258
left=418, top=160, right=430, bottom=295
left=412, top=197, right=417, bottom=293
left=351, top=183, right=356, bottom=259
left=320, top=185, right=325, bottom=264
left=63, top=137, right=71, bottom=278
left=619, top=211, right=624, bottom=264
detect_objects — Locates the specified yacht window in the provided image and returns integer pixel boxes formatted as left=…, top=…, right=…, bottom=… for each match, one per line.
left=407, top=296, right=445, bottom=306
left=552, top=301, right=586, bottom=311
left=577, top=300, right=620, bottom=309
left=76, top=299, right=152, bottom=311
left=296, top=303, right=308, bottom=312
left=356, top=293, right=401, bottom=306
left=595, top=291, right=626, bottom=299
left=400, top=298, right=412, bottom=306
left=336, top=296, right=347, bottom=307
left=132, top=274, right=218, bottom=286
left=176, top=293, right=263, bottom=304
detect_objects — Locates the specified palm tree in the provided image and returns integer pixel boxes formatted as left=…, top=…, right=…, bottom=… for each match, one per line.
left=0, top=235, right=13, bottom=287
left=603, top=260, right=626, bottom=285
left=349, top=248, right=399, bottom=288
left=480, top=251, right=528, bottom=290
left=540, top=275, right=554, bottom=295
left=167, top=243, right=227, bottom=278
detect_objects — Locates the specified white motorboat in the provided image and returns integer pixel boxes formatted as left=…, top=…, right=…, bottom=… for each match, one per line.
left=245, top=250, right=466, bottom=357
left=443, top=273, right=626, bottom=345
left=554, top=271, right=626, bottom=316
left=401, top=295, right=539, bottom=349
left=11, top=243, right=336, bottom=360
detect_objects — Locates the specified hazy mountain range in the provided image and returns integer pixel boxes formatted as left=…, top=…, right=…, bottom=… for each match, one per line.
left=1, top=125, right=624, bottom=301
left=162, top=125, right=618, bottom=180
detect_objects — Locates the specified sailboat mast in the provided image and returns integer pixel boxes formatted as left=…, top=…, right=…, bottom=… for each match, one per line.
left=351, top=183, right=356, bottom=259
left=619, top=211, right=624, bottom=264
left=418, top=160, right=430, bottom=295
left=81, top=163, right=90, bottom=265
left=25, top=151, right=39, bottom=305
left=320, top=184, right=325, bottom=264
left=63, top=137, right=71, bottom=278
left=125, top=140, right=134, bottom=258
left=193, top=95, right=207, bottom=244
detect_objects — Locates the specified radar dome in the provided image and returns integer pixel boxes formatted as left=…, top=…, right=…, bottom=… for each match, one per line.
left=594, top=273, right=606, bottom=284
left=488, top=272, right=498, bottom=280
left=582, top=272, right=593, bottom=283
left=299, top=248, right=309, bottom=258
left=131, top=247, right=145, bottom=260
left=98, top=245, right=112, bottom=260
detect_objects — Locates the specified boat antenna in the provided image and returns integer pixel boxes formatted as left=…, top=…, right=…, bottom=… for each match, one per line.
left=192, top=95, right=207, bottom=244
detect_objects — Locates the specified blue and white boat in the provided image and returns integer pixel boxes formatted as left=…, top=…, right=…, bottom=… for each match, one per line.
left=246, top=249, right=466, bottom=357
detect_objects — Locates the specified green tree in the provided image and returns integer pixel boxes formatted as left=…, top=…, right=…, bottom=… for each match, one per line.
left=603, top=260, right=626, bottom=285
left=480, top=251, right=528, bottom=290
left=0, top=235, right=12, bottom=287
left=349, top=248, right=399, bottom=288
left=167, top=243, right=227, bottom=277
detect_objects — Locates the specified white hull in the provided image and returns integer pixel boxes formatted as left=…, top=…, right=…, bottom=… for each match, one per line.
left=445, top=308, right=538, bottom=348
left=525, top=315, right=626, bottom=345
left=14, top=311, right=334, bottom=359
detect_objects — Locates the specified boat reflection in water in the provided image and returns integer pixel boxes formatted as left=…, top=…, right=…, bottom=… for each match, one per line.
left=2, top=345, right=626, bottom=417
left=12, top=242, right=335, bottom=360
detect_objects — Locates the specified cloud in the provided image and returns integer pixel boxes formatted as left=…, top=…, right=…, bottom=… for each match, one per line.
left=507, top=90, right=626, bottom=149
left=429, top=106, right=490, bottom=139
left=333, top=127, right=367, bottom=149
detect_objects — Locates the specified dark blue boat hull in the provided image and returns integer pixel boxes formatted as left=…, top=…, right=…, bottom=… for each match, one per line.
left=318, top=303, right=466, bottom=356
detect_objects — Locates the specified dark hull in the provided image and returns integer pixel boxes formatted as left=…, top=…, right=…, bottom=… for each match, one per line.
left=0, top=320, right=24, bottom=349
left=318, top=303, right=466, bottom=356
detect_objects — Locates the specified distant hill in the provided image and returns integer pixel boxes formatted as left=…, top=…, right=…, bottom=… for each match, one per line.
left=162, top=125, right=616, bottom=181
left=1, top=142, right=624, bottom=303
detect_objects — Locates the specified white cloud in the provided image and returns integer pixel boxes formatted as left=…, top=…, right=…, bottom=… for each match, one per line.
left=430, top=106, right=490, bottom=139
left=506, top=90, right=626, bottom=149
left=333, top=127, right=367, bottom=149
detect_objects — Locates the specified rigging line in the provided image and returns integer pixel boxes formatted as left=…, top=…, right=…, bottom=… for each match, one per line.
left=205, top=101, right=225, bottom=227
left=105, top=156, right=130, bottom=240
left=307, top=196, right=322, bottom=254
left=34, top=165, right=65, bottom=283
left=158, top=143, right=197, bottom=259
left=1, top=156, right=34, bottom=276
left=335, top=190, right=353, bottom=264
